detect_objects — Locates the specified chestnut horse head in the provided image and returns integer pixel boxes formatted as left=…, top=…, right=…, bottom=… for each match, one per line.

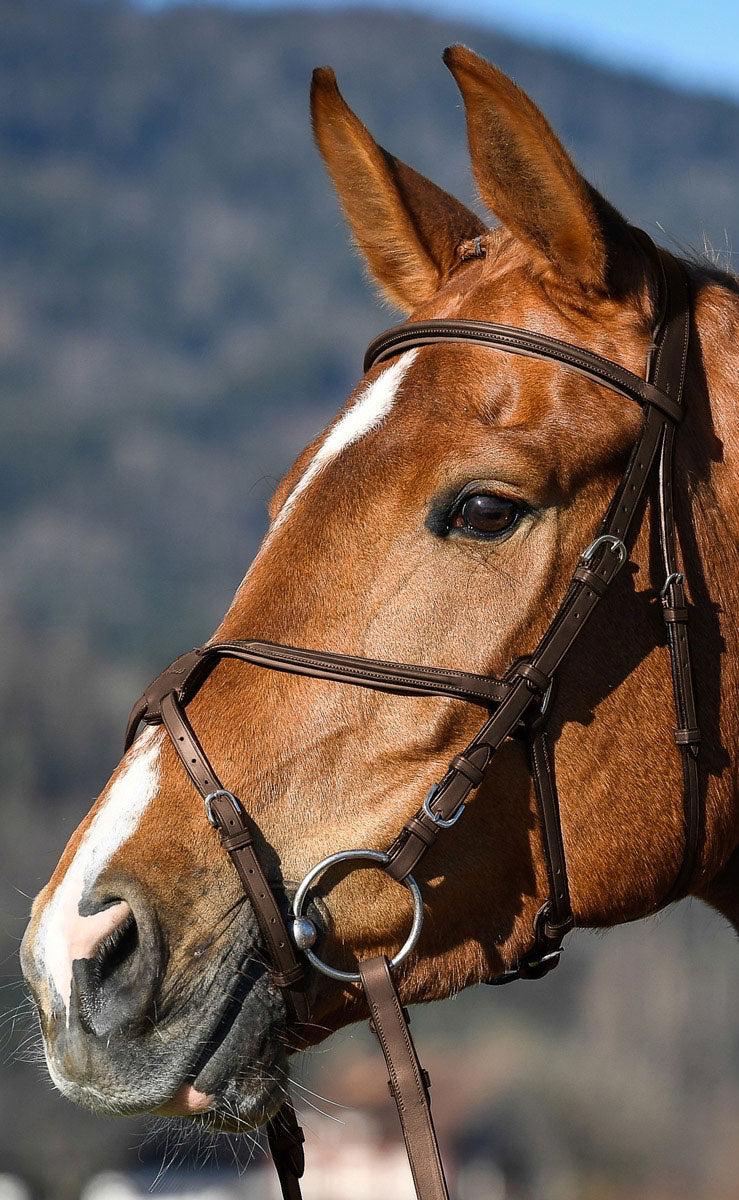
left=21, top=47, right=739, bottom=1141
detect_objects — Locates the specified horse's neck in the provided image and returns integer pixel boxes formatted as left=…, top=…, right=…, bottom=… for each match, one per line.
left=684, top=268, right=739, bottom=914
left=689, top=269, right=739, bottom=605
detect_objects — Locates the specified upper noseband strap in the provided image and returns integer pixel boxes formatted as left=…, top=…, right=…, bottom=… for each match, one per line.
left=125, top=640, right=512, bottom=753
left=213, top=640, right=512, bottom=707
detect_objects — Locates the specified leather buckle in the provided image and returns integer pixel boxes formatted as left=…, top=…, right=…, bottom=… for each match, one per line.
left=660, top=571, right=684, bottom=599
left=516, top=947, right=563, bottom=980
left=422, top=784, right=465, bottom=828
left=579, top=534, right=627, bottom=572
left=204, top=789, right=244, bottom=828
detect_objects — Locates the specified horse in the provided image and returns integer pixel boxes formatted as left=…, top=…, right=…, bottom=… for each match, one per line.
left=20, top=42, right=739, bottom=1197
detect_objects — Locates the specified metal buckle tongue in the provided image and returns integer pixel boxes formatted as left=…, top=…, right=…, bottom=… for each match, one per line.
left=422, top=783, right=465, bottom=828
left=204, top=788, right=244, bottom=827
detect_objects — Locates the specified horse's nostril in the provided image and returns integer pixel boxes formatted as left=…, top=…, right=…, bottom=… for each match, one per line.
left=91, top=912, right=138, bottom=987
left=71, top=896, right=162, bottom=1039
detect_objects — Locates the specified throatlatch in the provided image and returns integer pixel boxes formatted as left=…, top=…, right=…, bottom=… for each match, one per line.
left=126, top=232, right=700, bottom=1200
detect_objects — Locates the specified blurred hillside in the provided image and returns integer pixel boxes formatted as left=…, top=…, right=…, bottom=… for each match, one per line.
left=2, top=2, right=739, bottom=1198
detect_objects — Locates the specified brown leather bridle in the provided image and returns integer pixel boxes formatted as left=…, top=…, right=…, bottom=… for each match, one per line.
left=125, top=231, right=700, bottom=1200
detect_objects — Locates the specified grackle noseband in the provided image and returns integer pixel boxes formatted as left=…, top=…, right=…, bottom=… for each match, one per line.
left=125, top=231, right=700, bottom=1200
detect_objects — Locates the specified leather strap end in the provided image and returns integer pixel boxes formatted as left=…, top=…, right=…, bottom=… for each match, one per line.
left=284, top=987, right=311, bottom=1027
left=359, top=955, right=450, bottom=1200
left=124, top=698, right=148, bottom=751
left=266, top=1102, right=306, bottom=1200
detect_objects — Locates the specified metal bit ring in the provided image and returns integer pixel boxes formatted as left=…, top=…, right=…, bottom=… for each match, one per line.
left=292, top=849, right=424, bottom=983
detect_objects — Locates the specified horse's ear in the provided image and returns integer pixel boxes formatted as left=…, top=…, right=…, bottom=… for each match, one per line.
left=443, top=46, right=614, bottom=290
left=311, top=66, right=486, bottom=312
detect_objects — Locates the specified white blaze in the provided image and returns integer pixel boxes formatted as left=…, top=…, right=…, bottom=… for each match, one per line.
left=35, top=359, right=420, bottom=1016
left=271, top=350, right=419, bottom=531
left=232, top=350, right=419, bottom=599
left=37, top=724, right=162, bottom=1018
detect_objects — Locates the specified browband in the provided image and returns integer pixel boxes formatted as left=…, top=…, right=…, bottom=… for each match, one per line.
left=364, top=319, right=684, bottom=424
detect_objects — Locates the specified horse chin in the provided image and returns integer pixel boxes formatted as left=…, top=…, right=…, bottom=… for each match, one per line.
left=154, top=1083, right=215, bottom=1116
left=41, top=1017, right=286, bottom=1133
left=153, top=1077, right=284, bottom=1135
left=162, top=992, right=289, bottom=1133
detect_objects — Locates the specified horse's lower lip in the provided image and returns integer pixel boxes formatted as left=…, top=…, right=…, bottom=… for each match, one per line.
left=153, top=1082, right=214, bottom=1116
left=149, top=953, right=287, bottom=1125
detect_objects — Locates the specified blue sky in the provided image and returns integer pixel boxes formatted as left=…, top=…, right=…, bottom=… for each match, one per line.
left=141, top=0, right=739, bottom=102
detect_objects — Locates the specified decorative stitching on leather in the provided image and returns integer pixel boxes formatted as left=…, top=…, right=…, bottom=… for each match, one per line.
left=219, top=644, right=508, bottom=704
left=366, top=325, right=682, bottom=421
left=230, top=642, right=508, bottom=688
left=370, top=990, right=426, bottom=1112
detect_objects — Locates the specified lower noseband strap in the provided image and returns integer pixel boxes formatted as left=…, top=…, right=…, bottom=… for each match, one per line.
left=266, top=1103, right=306, bottom=1200
left=157, top=692, right=309, bottom=1200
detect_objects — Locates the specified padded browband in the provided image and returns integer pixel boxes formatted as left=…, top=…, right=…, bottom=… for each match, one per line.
left=364, top=319, right=684, bottom=424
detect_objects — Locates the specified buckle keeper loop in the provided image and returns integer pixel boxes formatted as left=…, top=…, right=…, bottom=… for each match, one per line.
left=449, top=753, right=485, bottom=787
left=271, top=964, right=306, bottom=989
left=572, top=564, right=609, bottom=596
left=674, top=727, right=701, bottom=746
left=662, top=606, right=688, bottom=623
left=511, top=661, right=550, bottom=693
left=221, top=830, right=255, bottom=852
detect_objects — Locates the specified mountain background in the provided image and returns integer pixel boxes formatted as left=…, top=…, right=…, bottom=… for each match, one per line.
left=2, top=2, right=739, bottom=1197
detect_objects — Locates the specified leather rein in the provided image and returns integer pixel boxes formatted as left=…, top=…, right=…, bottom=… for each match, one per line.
left=125, top=234, right=700, bottom=1200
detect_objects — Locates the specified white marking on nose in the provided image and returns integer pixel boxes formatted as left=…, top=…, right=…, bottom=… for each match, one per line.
left=67, top=899, right=131, bottom=964
left=37, top=725, right=161, bottom=1020
left=271, top=350, right=418, bottom=532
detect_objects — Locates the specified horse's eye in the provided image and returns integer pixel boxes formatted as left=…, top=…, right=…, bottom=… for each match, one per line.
left=450, top=493, right=521, bottom=537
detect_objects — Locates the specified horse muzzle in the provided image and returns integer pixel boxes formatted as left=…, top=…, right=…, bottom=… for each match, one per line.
left=20, top=877, right=286, bottom=1122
